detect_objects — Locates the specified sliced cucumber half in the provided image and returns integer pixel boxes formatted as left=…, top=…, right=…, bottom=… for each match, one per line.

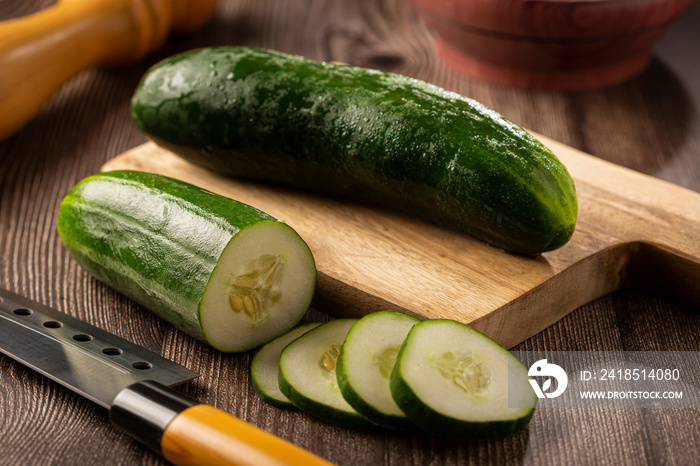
left=251, top=322, right=322, bottom=409
left=199, top=220, right=316, bottom=352
left=56, top=170, right=316, bottom=353
left=390, top=319, right=537, bottom=441
left=336, top=311, right=420, bottom=429
left=278, top=319, right=373, bottom=429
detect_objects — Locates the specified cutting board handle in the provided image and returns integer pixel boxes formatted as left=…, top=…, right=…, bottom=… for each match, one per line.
left=626, top=242, right=700, bottom=309
left=0, top=0, right=217, bottom=141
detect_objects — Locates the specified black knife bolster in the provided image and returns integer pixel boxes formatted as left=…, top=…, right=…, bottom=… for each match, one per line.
left=109, top=380, right=197, bottom=455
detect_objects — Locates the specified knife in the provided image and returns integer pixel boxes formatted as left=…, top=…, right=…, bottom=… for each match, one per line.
left=0, top=288, right=333, bottom=466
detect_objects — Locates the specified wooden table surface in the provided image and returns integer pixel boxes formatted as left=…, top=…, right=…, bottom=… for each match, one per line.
left=1, top=1, right=699, bottom=464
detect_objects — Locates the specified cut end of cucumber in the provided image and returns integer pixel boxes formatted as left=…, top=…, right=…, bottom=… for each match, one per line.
left=251, top=322, right=322, bottom=409
left=337, top=311, right=420, bottom=430
left=200, top=220, right=316, bottom=352
left=392, top=319, right=536, bottom=441
left=278, top=319, right=375, bottom=429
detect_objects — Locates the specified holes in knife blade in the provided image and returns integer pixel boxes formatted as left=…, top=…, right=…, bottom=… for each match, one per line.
left=102, top=348, right=123, bottom=356
left=72, top=334, right=93, bottom=342
left=132, top=361, right=153, bottom=370
left=13, top=308, right=32, bottom=316
left=43, top=321, right=62, bottom=328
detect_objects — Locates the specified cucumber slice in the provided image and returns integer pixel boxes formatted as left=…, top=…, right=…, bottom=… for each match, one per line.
left=336, top=311, right=420, bottom=429
left=278, top=319, right=374, bottom=428
left=251, top=322, right=322, bottom=409
left=390, top=319, right=536, bottom=441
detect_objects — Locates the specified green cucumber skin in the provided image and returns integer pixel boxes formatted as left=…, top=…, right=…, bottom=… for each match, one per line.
left=336, top=311, right=420, bottom=430
left=251, top=322, right=322, bottom=409
left=277, top=319, right=376, bottom=430
left=57, top=170, right=283, bottom=342
left=252, top=384, right=293, bottom=410
left=278, top=367, right=375, bottom=430
left=390, top=319, right=535, bottom=441
left=131, top=46, right=577, bottom=254
left=336, top=353, right=414, bottom=431
left=389, top=365, right=534, bottom=441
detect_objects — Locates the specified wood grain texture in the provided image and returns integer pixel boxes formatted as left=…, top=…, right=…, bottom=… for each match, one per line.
left=1, top=0, right=699, bottom=465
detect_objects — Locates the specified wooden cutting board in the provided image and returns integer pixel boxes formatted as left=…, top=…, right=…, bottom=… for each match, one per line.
left=102, top=134, right=700, bottom=348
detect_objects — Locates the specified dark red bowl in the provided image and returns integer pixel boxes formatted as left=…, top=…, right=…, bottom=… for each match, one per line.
left=410, top=0, right=694, bottom=90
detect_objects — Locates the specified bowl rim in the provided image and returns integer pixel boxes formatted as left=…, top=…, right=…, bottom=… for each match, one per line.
left=409, top=0, right=695, bottom=38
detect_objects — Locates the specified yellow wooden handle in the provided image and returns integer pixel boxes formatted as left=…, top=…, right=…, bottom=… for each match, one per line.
left=161, top=404, right=335, bottom=466
left=0, top=0, right=216, bottom=141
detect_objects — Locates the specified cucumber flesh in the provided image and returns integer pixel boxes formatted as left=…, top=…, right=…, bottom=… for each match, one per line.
left=390, top=319, right=536, bottom=440
left=199, top=221, right=316, bottom=352
left=336, top=311, right=420, bottom=429
left=251, top=322, right=322, bottom=409
left=278, top=319, right=373, bottom=428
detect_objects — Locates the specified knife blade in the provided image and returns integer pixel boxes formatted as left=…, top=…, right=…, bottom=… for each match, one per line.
left=0, top=289, right=333, bottom=466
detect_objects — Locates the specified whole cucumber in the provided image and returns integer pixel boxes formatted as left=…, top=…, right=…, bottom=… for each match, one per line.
left=131, top=47, right=577, bottom=254
left=57, top=170, right=316, bottom=352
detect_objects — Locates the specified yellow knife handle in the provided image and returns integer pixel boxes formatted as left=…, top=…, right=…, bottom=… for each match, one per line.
left=110, top=381, right=334, bottom=466
left=0, top=0, right=217, bottom=141
left=161, top=404, right=335, bottom=466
